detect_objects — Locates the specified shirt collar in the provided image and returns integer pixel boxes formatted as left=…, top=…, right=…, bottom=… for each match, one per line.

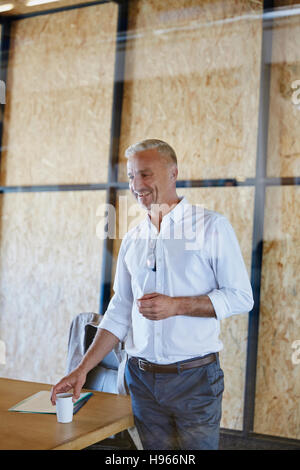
left=145, top=195, right=189, bottom=228
left=169, top=196, right=189, bottom=223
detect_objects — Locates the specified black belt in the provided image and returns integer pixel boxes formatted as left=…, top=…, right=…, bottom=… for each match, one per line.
left=130, top=353, right=217, bottom=373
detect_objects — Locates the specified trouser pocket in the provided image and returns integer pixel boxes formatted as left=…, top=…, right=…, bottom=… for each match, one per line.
left=205, top=361, right=224, bottom=398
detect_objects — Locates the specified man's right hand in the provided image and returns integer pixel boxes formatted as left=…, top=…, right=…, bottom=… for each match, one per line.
left=50, top=328, right=120, bottom=406
left=50, top=367, right=87, bottom=405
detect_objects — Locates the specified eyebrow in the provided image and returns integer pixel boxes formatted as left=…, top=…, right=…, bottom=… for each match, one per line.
left=127, top=168, right=153, bottom=176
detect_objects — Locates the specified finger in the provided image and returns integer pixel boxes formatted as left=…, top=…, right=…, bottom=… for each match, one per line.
left=138, top=299, right=154, bottom=308
left=72, top=381, right=83, bottom=403
left=51, top=387, right=59, bottom=406
left=50, top=386, right=56, bottom=405
left=50, top=382, right=72, bottom=405
left=138, top=293, right=159, bottom=300
left=138, top=307, right=156, bottom=314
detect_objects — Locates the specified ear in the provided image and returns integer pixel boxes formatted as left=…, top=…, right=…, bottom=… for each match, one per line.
left=170, top=165, right=178, bottom=181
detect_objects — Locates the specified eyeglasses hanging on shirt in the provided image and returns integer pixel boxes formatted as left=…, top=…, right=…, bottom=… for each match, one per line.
left=146, top=238, right=157, bottom=272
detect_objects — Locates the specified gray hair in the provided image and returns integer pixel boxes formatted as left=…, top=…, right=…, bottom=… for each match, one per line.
left=125, top=139, right=177, bottom=166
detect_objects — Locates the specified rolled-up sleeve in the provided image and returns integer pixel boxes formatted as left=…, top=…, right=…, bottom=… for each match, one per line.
left=207, top=216, right=254, bottom=320
left=98, top=237, right=133, bottom=341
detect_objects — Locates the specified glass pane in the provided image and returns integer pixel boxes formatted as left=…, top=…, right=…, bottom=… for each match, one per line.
left=0, top=3, right=118, bottom=185
left=118, top=0, right=262, bottom=181
left=254, top=186, right=300, bottom=439
left=0, top=190, right=106, bottom=384
left=267, top=2, right=300, bottom=177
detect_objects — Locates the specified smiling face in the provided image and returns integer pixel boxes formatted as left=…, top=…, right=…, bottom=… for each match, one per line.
left=127, top=148, right=178, bottom=212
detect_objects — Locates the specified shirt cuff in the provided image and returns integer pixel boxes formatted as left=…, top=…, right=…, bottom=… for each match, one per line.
left=207, top=289, right=231, bottom=321
left=98, top=316, right=129, bottom=342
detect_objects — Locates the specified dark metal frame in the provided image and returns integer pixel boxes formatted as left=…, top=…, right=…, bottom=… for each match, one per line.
left=99, top=0, right=128, bottom=314
left=0, top=0, right=299, bottom=450
left=243, top=0, right=274, bottom=436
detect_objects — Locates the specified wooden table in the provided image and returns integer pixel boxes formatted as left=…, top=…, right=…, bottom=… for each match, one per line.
left=0, top=377, right=134, bottom=450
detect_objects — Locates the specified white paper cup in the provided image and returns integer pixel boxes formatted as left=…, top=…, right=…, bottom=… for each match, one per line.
left=56, top=393, right=74, bottom=423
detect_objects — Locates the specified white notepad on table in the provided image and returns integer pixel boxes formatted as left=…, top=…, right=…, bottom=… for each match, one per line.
left=8, top=390, right=92, bottom=414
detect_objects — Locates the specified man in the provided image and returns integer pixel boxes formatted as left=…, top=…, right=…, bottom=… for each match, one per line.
left=51, top=139, right=254, bottom=450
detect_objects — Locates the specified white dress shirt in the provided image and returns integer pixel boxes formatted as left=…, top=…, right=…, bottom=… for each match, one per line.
left=99, top=196, right=254, bottom=364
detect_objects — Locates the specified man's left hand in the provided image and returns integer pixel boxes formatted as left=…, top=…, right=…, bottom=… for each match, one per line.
left=137, top=293, right=179, bottom=320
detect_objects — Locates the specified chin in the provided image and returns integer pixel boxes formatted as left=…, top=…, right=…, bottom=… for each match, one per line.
left=138, top=200, right=151, bottom=211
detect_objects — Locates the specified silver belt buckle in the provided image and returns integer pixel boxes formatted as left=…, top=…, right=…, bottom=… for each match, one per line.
left=138, top=359, right=148, bottom=371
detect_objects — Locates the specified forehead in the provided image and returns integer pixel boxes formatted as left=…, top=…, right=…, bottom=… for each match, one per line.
left=126, top=149, right=165, bottom=173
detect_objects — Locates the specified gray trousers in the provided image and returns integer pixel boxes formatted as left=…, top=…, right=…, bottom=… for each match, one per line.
left=125, top=354, right=224, bottom=450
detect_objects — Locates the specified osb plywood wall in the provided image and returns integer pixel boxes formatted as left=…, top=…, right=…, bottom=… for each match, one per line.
left=117, top=0, right=262, bottom=182
left=0, top=0, right=299, bottom=441
left=0, top=191, right=106, bottom=385
left=0, top=2, right=118, bottom=186
left=254, top=186, right=300, bottom=439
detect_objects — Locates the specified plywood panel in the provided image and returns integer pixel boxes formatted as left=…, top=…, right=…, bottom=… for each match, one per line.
left=112, top=186, right=254, bottom=430
left=254, top=186, right=300, bottom=439
left=1, top=3, right=118, bottom=186
left=118, top=0, right=262, bottom=181
left=267, top=4, right=300, bottom=177
left=0, top=190, right=106, bottom=384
